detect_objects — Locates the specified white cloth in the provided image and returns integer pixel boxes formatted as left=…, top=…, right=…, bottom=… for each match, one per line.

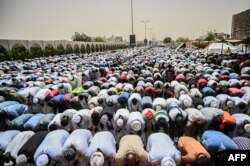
left=33, top=89, right=50, bottom=102
left=184, top=108, right=205, bottom=127
left=62, top=129, right=92, bottom=157
left=200, top=107, right=224, bottom=121
left=179, top=94, right=193, bottom=109
left=200, top=107, right=224, bottom=130
left=128, top=93, right=142, bottom=112
left=87, top=131, right=116, bottom=158
left=32, top=89, right=50, bottom=113
left=72, top=109, right=91, bottom=129
left=34, top=130, right=69, bottom=164
left=28, top=87, right=41, bottom=97
left=113, top=109, right=130, bottom=129
left=232, top=114, right=250, bottom=126
left=70, top=76, right=82, bottom=89
left=166, top=98, right=181, bottom=110
left=88, top=97, right=99, bottom=108
left=203, top=96, right=220, bottom=108
left=147, top=133, right=181, bottom=165
left=216, top=94, right=232, bottom=110
left=123, top=83, right=134, bottom=93
left=60, top=109, right=77, bottom=131
left=168, top=107, right=187, bottom=122
left=5, top=131, right=35, bottom=159
left=126, top=111, right=145, bottom=132
left=232, top=114, right=250, bottom=137
left=0, top=130, right=20, bottom=151
left=174, top=84, right=188, bottom=99
left=153, top=98, right=167, bottom=111
left=230, top=97, right=248, bottom=114
left=48, top=113, right=63, bottom=130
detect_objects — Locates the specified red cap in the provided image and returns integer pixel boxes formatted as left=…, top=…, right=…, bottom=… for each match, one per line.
left=145, top=111, right=153, bottom=120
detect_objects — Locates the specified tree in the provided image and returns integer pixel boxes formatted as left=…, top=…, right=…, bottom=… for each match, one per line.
left=204, top=31, right=215, bottom=41
left=74, top=44, right=80, bottom=54
left=80, top=44, right=86, bottom=53
left=65, top=44, right=73, bottom=54
left=0, top=45, right=10, bottom=61
left=86, top=44, right=91, bottom=53
left=176, top=37, right=189, bottom=43
left=71, top=32, right=92, bottom=42
left=94, top=37, right=105, bottom=42
left=163, top=37, right=172, bottom=43
left=204, top=30, right=230, bottom=41
left=44, top=44, right=55, bottom=57
left=56, top=44, right=65, bottom=55
left=11, top=44, right=29, bottom=60
left=30, top=44, right=43, bottom=58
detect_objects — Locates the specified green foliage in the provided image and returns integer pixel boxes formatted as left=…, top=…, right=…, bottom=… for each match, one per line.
left=65, top=44, right=73, bottom=54
left=30, top=44, right=43, bottom=58
left=176, top=37, right=190, bottom=43
left=44, top=45, right=55, bottom=57
left=0, top=45, right=10, bottom=61
left=80, top=45, right=86, bottom=53
left=163, top=37, right=172, bottom=43
left=204, top=30, right=230, bottom=41
left=137, top=43, right=144, bottom=47
left=95, top=45, right=99, bottom=52
left=94, top=37, right=105, bottom=42
left=74, top=45, right=80, bottom=54
left=71, top=32, right=92, bottom=42
left=91, top=45, right=95, bottom=52
left=11, top=44, right=29, bottom=60
left=56, top=44, right=65, bottom=55
left=86, top=45, right=91, bottom=53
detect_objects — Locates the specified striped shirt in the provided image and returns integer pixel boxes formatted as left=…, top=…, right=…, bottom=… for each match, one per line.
left=233, top=137, right=250, bottom=150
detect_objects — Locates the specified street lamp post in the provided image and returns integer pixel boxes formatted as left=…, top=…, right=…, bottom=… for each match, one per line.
left=131, top=0, right=134, bottom=35
left=141, top=20, right=149, bottom=45
left=129, top=0, right=136, bottom=47
left=147, top=28, right=154, bottom=45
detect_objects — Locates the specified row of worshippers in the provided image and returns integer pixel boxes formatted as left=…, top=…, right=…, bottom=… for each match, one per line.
left=1, top=99, right=250, bottom=143
left=0, top=58, right=249, bottom=116
left=1, top=129, right=249, bottom=166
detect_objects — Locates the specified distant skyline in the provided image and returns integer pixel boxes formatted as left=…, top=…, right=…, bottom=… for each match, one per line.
left=0, top=0, right=249, bottom=41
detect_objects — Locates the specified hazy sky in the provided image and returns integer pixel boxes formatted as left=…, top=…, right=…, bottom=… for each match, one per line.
left=0, top=0, right=249, bottom=41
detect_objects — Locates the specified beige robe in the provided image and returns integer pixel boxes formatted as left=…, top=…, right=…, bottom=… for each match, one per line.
left=115, top=135, right=148, bottom=166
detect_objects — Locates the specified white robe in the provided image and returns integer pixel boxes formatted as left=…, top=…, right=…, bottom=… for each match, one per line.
left=5, top=131, right=34, bottom=159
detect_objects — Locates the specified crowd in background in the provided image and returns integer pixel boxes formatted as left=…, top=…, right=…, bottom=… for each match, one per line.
left=0, top=46, right=250, bottom=166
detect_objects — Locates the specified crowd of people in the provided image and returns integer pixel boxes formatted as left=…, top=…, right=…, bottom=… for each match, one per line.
left=0, top=46, right=250, bottom=166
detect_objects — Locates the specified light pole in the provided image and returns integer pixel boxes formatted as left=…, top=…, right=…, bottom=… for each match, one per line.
left=141, top=20, right=150, bottom=45
left=131, top=0, right=134, bottom=35
left=147, top=27, right=154, bottom=45
left=129, top=0, right=136, bottom=47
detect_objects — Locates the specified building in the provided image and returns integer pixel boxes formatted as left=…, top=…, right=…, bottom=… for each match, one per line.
left=231, top=9, right=250, bottom=39
left=105, top=35, right=123, bottom=43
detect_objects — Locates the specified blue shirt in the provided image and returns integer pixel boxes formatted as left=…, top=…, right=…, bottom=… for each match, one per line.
left=51, top=94, right=65, bottom=106
left=0, top=101, right=19, bottom=110
left=2, top=104, right=28, bottom=119
left=10, top=114, right=33, bottom=129
left=201, top=130, right=238, bottom=152
left=24, top=114, right=45, bottom=129
left=0, top=130, right=20, bottom=151
left=201, top=87, right=215, bottom=97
